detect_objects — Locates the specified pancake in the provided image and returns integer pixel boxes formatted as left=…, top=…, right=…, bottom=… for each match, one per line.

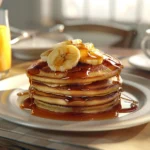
left=31, top=81, right=120, bottom=97
left=18, top=90, right=120, bottom=106
left=34, top=98, right=120, bottom=113
left=27, top=54, right=122, bottom=85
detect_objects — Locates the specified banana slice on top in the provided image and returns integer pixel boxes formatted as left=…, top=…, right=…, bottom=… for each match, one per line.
left=53, top=39, right=82, bottom=48
left=80, top=43, right=104, bottom=65
left=47, top=45, right=80, bottom=72
left=84, top=43, right=94, bottom=50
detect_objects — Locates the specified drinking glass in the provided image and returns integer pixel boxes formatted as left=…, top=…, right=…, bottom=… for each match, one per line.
left=0, top=9, right=11, bottom=79
left=141, top=29, right=150, bottom=58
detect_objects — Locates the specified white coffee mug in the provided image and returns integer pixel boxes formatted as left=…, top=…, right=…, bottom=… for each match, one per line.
left=141, top=29, right=150, bottom=58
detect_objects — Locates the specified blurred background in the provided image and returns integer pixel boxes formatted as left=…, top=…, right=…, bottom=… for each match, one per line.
left=1, top=0, right=150, bottom=49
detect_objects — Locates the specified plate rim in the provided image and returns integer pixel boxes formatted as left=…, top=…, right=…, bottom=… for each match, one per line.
left=0, top=73, right=150, bottom=132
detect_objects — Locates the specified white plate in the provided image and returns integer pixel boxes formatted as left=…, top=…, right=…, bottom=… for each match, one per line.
left=0, top=73, right=150, bottom=132
left=11, top=33, right=73, bottom=60
left=128, top=53, right=150, bottom=71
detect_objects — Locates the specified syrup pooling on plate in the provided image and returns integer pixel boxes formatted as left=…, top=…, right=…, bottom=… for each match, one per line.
left=17, top=39, right=138, bottom=120
left=20, top=95, right=138, bottom=121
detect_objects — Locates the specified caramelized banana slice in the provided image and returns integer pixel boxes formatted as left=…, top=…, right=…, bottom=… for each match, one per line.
left=47, top=45, right=80, bottom=71
left=80, top=43, right=104, bottom=65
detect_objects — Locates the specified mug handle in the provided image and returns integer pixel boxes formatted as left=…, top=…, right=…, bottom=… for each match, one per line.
left=141, top=35, right=150, bottom=58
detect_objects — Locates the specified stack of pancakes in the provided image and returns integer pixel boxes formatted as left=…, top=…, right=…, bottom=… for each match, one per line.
left=19, top=54, right=123, bottom=114
left=18, top=39, right=123, bottom=115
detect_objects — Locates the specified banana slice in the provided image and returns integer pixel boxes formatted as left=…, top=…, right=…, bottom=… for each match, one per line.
left=84, top=43, right=94, bottom=50
left=80, top=43, right=104, bottom=65
left=47, top=45, right=80, bottom=72
left=53, top=39, right=82, bottom=48
left=80, top=55, right=103, bottom=65
left=40, top=49, right=52, bottom=61
left=72, top=39, right=82, bottom=45
left=91, top=48, right=104, bottom=56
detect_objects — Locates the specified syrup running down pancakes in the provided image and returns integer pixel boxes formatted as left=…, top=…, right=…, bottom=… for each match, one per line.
left=17, top=39, right=137, bottom=120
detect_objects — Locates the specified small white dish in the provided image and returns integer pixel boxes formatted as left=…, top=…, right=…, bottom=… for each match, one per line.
left=128, top=53, right=150, bottom=71
left=11, top=33, right=72, bottom=60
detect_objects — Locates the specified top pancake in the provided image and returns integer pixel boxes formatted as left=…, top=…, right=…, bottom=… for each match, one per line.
left=27, top=54, right=123, bottom=85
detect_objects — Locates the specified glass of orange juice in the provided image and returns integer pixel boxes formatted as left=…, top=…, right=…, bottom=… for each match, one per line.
left=0, top=9, right=11, bottom=79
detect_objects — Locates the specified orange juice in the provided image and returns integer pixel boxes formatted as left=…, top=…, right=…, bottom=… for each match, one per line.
left=0, top=25, right=11, bottom=71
